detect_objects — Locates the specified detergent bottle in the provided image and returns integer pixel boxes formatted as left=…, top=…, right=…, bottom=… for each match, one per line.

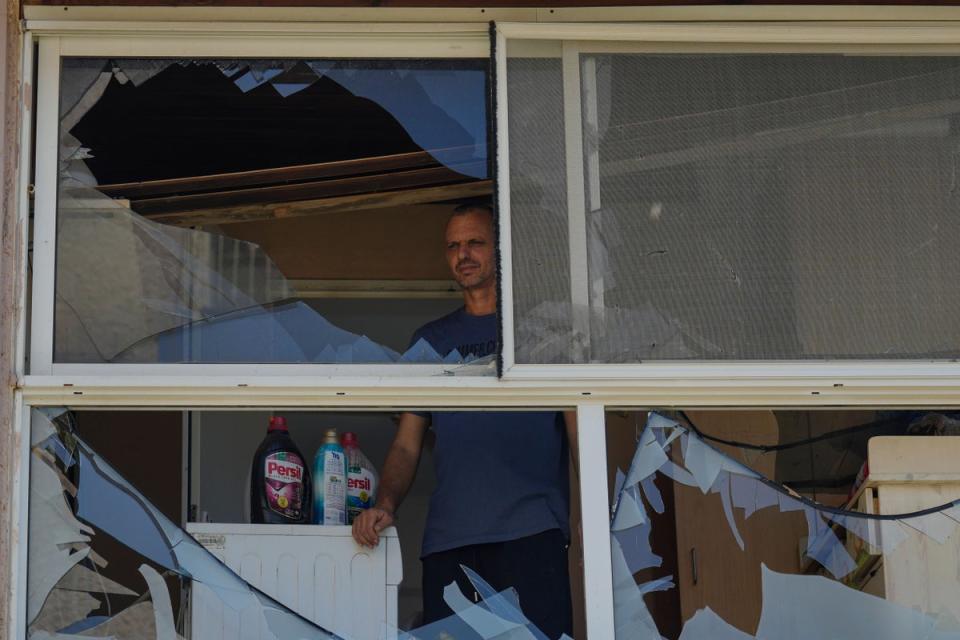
left=250, top=416, right=311, bottom=524
left=341, top=432, right=379, bottom=524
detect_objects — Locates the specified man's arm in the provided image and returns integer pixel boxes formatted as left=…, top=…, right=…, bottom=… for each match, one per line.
left=352, top=412, right=429, bottom=548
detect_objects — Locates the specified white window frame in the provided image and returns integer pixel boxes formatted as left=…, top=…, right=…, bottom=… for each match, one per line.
left=15, top=14, right=960, bottom=640
left=27, top=24, right=493, bottom=380
left=10, top=396, right=615, bottom=640
left=496, top=21, right=960, bottom=399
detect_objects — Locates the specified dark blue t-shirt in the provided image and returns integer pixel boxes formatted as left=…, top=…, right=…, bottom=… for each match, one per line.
left=410, top=308, right=570, bottom=557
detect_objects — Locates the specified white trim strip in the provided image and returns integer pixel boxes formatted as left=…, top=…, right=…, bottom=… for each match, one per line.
left=562, top=41, right=592, bottom=364
left=504, top=361, right=960, bottom=379
left=24, top=8, right=534, bottom=24
left=31, top=20, right=492, bottom=35
left=55, top=32, right=488, bottom=59
left=21, top=371, right=960, bottom=408
left=576, top=403, right=615, bottom=639
left=9, top=394, right=29, bottom=640
left=496, top=26, right=517, bottom=375
left=28, top=37, right=60, bottom=376
left=16, top=33, right=34, bottom=383
left=48, top=363, right=493, bottom=377
left=496, top=21, right=960, bottom=44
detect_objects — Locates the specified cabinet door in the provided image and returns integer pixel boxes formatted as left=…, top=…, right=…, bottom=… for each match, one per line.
left=672, top=411, right=806, bottom=634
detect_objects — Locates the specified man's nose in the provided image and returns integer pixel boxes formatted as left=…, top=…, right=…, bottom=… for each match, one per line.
left=458, top=245, right=471, bottom=261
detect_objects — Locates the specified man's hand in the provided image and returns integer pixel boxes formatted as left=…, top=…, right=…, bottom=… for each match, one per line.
left=352, top=506, right=395, bottom=548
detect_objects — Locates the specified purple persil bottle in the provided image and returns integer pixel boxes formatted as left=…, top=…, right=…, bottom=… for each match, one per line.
left=250, top=416, right=312, bottom=524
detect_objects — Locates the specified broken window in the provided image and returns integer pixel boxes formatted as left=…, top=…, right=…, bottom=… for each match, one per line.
left=607, top=410, right=960, bottom=639
left=506, top=43, right=960, bottom=363
left=52, top=58, right=492, bottom=367
left=27, top=407, right=583, bottom=639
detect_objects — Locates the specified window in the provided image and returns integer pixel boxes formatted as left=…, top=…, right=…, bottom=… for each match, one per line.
left=15, top=16, right=960, bottom=640
left=27, top=406, right=587, bottom=640
left=500, top=30, right=960, bottom=369
left=30, top=28, right=495, bottom=375
left=606, top=409, right=960, bottom=639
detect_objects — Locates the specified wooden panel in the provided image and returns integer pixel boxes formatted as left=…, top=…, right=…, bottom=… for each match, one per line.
left=869, top=435, right=960, bottom=481
left=23, top=0, right=958, bottom=6
left=685, top=410, right=779, bottom=478
left=606, top=411, right=683, bottom=639
left=220, top=203, right=454, bottom=280
left=673, top=411, right=808, bottom=635
left=144, top=180, right=491, bottom=227
left=878, top=480, right=960, bottom=624
left=673, top=479, right=808, bottom=635
left=134, top=166, right=479, bottom=215
left=19, top=0, right=749, bottom=7
left=98, top=148, right=473, bottom=200
left=72, top=411, right=185, bottom=610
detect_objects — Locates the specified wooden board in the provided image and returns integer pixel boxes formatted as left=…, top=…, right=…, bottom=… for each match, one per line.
left=22, top=0, right=960, bottom=6
left=673, top=411, right=808, bottom=635
left=606, top=411, right=683, bottom=639
left=72, top=411, right=185, bottom=611
left=220, top=203, right=455, bottom=280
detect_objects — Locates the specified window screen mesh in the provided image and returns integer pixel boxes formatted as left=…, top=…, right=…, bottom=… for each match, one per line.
left=508, top=49, right=960, bottom=363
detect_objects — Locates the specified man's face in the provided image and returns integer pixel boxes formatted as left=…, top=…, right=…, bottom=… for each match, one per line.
left=445, top=210, right=495, bottom=291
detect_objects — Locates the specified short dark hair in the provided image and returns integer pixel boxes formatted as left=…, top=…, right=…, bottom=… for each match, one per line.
left=451, top=201, right=494, bottom=218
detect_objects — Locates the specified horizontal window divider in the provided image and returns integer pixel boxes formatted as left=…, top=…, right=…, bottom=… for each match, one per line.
left=496, top=22, right=960, bottom=46
left=53, top=35, right=488, bottom=59
left=21, top=369, right=960, bottom=407
left=22, top=8, right=528, bottom=26
left=503, top=361, right=960, bottom=379
left=22, top=6, right=960, bottom=26
left=29, top=21, right=492, bottom=37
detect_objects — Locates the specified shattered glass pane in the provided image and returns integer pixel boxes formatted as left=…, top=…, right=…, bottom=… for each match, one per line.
left=608, top=412, right=960, bottom=639
left=55, top=58, right=491, bottom=369
left=27, top=408, right=567, bottom=640
left=508, top=44, right=960, bottom=363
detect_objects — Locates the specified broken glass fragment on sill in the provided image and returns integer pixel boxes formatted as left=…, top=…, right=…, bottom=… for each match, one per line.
left=678, top=607, right=754, bottom=640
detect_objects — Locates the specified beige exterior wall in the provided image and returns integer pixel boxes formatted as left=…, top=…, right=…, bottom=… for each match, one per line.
left=0, top=0, right=22, bottom=636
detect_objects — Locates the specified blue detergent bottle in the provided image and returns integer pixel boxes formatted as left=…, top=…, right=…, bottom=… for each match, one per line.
left=313, top=428, right=347, bottom=525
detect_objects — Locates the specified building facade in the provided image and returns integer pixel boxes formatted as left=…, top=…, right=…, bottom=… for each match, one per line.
left=4, top=3, right=960, bottom=640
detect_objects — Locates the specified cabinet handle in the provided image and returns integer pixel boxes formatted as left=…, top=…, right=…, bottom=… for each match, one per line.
left=690, top=548, right=698, bottom=585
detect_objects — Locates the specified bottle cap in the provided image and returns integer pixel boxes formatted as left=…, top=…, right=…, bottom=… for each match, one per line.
left=324, top=428, right=338, bottom=443
left=341, top=432, right=358, bottom=447
left=268, top=416, right=288, bottom=432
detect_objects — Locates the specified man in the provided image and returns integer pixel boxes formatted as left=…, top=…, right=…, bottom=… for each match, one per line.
left=352, top=202, right=576, bottom=639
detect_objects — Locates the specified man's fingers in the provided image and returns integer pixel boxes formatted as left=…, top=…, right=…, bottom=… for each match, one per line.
left=352, top=509, right=392, bottom=548
left=364, top=514, right=381, bottom=547
left=353, top=512, right=377, bottom=548
left=373, top=510, right=394, bottom=533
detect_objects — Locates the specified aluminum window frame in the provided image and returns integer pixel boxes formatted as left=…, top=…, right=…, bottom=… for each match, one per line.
left=17, top=16, right=960, bottom=640
left=27, top=26, right=492, bottom=379
left=496, top=21, right=960, bottom=396
left=9, top=397, right=615, bottom=640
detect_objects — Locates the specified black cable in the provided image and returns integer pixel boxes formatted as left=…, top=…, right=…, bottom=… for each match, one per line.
left=678, top=410, right=899, bottom=453
left=674, top=410, right=960, bottom=521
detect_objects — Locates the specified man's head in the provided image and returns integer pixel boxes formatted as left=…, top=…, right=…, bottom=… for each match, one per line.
left=445, top=203, right=495, bottom=291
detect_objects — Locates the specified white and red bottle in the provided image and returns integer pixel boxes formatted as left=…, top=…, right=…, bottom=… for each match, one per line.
left=250, top=416, right=312, bottom=524
left=341, top=432, right=379, bottom=525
